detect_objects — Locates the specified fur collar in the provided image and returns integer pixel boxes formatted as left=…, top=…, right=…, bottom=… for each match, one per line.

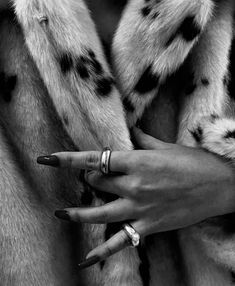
left=4, top=0, right=235, bottom=284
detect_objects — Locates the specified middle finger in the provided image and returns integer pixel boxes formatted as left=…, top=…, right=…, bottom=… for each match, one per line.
left=85, top=171, right=133, bottom=198
left=55, top=198, right=135, bottom=223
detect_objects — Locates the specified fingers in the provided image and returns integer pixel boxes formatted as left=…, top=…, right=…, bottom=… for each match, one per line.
left=78, top=229, right=130, bottom=269
left=132, top=127, right=166, bottom=150
left=86, top=229, right=130, bottom=259
left=55, top=199, right=134, bottom=223
left=37, top=150, right=130, bottom=173
left=85, top=171, right=132, bottom=197
left=78, top=220, right=146, bottom=269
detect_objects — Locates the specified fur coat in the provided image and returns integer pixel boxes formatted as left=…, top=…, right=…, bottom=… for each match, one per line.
left=0, top=0, right=235, bottom=285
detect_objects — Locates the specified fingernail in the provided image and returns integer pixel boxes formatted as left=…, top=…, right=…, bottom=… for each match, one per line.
left=37, top=155, right=60, bottom=167
left=78, top=256, right=100, bottom=270
left=54, top=210, right=70, bottom=221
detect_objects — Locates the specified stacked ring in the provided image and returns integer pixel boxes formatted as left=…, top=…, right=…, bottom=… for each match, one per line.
left=100, top=147, right=112, bottom=175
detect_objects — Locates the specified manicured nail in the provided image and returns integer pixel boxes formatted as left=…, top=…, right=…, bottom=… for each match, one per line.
left=37, top=155, right=60, bottom=167
left=54, top=210, right=70, bottom=221
left=78, top=256, right=100, bottom=270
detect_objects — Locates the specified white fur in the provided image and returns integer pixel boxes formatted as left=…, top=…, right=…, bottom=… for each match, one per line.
left=14, top=0, right=132, bottom=151
left=113, top=0, right=214, bottom=126
left=177, top=1, right=235, bottom=285
left=201, top=117, right=235, bottom=159
left=12, top=0, right=142, bottom=285
left=0, top=0, right=235, bottom=284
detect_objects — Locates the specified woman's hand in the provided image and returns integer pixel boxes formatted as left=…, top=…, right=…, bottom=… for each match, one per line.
left=37, top=127, right=235, bottom=269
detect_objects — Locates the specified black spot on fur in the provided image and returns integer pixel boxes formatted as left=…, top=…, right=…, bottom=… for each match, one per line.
left=210, top=114, right=219, bottom=122
left=224, top=130, right=235, bottom=139
left=137, top=245, right=150, bottom=286
left=228, top=39, right=235, bottom=99
left=76, top=60, right=90, bottom=79
left=179, top=16, right=201, bottom=41
left=201, top=78, right=210, bottom=86
left=191, top=126, right=203, bottom=143
left=88, top=49, right=96, bottom=59
left=80, top=56, right=90, bottom=64
left=231, top=271, right=235, bottom=283
left=96, top=77, right=114, bottom=97
left=141, top=6, right=151, bottom=17
left=90, top=58, right=103, bottom=75
left=123, top=97, right=135, bottom=113
left=166, top=16, right=201, bottom=46
left=151, top=11, right=160, bottom=20
left=134, top=66, right=160, bottom=94
left=59, top=53, right=73, bottom=74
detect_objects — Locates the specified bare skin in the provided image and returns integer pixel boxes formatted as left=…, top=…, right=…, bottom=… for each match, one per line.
left=37, top=127, right=235, bottom=267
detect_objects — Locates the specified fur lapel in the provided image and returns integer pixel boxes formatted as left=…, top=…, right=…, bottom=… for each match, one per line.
left=4, top=0, right=235, bottom=284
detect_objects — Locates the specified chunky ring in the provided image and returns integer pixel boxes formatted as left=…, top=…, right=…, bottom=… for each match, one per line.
left=100, top=147, right=112, bottom=175
left=123, top=224, right=140, bottom=247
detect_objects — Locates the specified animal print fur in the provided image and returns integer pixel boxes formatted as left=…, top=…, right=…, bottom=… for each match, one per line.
left=0, top=0, right=235, bottom=285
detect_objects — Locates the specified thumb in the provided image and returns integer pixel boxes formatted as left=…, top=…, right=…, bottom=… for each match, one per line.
left=132, top=127, right=166, bottom=150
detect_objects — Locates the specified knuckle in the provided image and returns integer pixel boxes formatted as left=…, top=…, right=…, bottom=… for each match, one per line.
left=85, top=152, right=100, bottom=169
left=100, top=209, right=109, bottom=222
left=128, top=178, right=142, bottom=199
left=67, top=155, right=74, bottom=168
left=104, top=244, right=113, bottom=257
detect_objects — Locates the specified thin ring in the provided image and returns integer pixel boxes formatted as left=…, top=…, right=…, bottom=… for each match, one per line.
left=123, top=223, right=140, bottom=247
left=100, top=147, right=112, bottom=175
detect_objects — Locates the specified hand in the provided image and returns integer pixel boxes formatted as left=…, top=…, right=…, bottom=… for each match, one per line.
left=37, top=128, right=235, bottom=269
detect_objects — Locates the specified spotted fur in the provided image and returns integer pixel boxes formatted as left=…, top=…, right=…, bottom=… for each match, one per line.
left=0, top=0, right=235, bottom=285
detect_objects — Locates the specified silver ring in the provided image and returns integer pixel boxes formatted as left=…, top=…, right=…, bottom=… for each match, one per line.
left=123, top=224, right=140, bottom=247
left=100, top=147, right=112, bottom=175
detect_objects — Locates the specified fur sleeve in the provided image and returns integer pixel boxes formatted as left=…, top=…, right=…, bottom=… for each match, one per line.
left=177, top=0, right=235, bottom=274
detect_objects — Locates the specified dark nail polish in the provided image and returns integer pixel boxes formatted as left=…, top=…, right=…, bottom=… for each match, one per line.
left=78, top=256, right=100, bottom=270
left=37, top=155, right=60, bottom=167
left=54, top=210, right=70, bottom=221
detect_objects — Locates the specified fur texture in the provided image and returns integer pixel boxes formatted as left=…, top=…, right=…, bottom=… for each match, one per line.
left=0, top=0, right=235, bottom=285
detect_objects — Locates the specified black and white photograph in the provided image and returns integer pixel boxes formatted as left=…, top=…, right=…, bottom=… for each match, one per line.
left=0, top=0, right=235, bottom=285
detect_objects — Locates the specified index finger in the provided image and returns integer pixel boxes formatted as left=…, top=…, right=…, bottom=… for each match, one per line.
left=38, top=151, right=130, bottom=173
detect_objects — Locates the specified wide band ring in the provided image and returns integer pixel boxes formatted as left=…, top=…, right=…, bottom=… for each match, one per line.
left=100, top=147, right=112, bottom=175
left=123, top=223, right=140, bottom=247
